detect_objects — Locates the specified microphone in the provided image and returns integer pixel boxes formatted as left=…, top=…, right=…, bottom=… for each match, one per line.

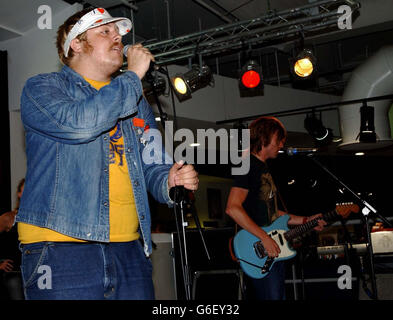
left=281, top=147, right=318, bottom=155
left=122, top=44, right=132, bottom=57
left=123, top=44, right=165, bottom=74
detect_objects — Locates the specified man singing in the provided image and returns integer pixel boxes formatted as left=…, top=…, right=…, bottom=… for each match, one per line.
left=17, top=7, right=198, bottom=300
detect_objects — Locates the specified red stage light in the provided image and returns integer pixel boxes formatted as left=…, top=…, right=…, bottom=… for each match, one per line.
left=241, top=70, right=261, bottom=88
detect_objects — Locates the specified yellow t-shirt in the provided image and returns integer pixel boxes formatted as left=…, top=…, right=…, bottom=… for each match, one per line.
left=18, top=78, right=139, bottom=243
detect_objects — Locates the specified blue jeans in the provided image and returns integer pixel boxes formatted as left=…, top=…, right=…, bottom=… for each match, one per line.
left=247, top=261, right=286, bottom=300
left=19, top=241, right=154, bottom=300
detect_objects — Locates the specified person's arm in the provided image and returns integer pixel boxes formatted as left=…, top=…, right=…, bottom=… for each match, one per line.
left=0, top=211, right=17, bottom=233
left=279, top=209, right=326, bottom=231
left=226, top=187, right=281, bottom=257
left=21, top=70, right=143, bottom=144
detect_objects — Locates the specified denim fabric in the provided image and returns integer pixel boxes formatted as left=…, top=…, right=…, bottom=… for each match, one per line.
left=20, top=241, right=155, bottom=300
left=246, top=260, right=286, bottom=300
left=17, top=65, right=173, bottom=256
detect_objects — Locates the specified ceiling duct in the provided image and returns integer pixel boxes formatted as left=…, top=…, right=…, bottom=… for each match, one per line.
left=339, top=46, right=393, bottom=151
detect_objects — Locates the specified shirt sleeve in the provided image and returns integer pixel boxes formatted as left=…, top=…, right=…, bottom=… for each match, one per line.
left=233, top=170, right=250, bottom=190
left=21, top=71, right=143, bottom=144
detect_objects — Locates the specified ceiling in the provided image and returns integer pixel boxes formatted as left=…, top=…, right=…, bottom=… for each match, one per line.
left=2, top=0, right=393, bottom=97
left=85, top=0, right=393, bottom=96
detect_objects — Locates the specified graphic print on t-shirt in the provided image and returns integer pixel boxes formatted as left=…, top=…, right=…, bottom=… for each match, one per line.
left=109, top=123, right=124, bottom=166
left=259, top=172, right=279, bottom=223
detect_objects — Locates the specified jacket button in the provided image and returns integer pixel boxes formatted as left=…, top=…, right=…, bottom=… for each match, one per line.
left=140, top=215, right=145, bottom=220
left=134, top=181, right=139, bottom=186
left=103, top=202, right=108, bottom=207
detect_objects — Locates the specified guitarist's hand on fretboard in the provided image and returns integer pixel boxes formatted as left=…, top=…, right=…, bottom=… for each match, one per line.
left=306, top=213, right=327, bottom=231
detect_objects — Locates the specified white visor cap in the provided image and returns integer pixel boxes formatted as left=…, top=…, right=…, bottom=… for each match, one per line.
left=63, top=7, right=132, bottom=58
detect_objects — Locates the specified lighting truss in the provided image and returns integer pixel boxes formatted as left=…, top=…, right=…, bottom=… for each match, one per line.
left=122, top=0, right=360, bottom=67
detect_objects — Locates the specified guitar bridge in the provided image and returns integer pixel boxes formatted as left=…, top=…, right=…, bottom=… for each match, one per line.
left=253, top=241, right=267, bottom=258
left=261, top=257, right=275, bottom=274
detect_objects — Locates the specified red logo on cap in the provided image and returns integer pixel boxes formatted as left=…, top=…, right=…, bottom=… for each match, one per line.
left=97, top=8, right=105, bottom=14
left=95, top=19, right=103, bottom=23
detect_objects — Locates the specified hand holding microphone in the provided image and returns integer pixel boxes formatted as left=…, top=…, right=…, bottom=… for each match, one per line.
left=168, top=161, right=199, bottom=204
left=124, top=43, right=155, bottom=80
left=168, top=161, right=199, bottom=191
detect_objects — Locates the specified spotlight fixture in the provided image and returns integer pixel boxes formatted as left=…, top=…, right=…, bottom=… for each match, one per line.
left=304, top=113, right=332, bottom=145
left=142, top=75, right=166, bottom=98
left=358, top=102, right=376, bottom=143
left=239, top=59, right=264, bottom=97
left=290, top=49, right=317, bottom=79
left=171, top=64, right=213, bottom=102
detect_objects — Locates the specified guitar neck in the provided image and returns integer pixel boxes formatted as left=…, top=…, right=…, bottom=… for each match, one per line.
left=284, top=210, right=339, bottom=241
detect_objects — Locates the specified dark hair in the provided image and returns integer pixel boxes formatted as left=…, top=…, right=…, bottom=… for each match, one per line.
left=249, top=116, right=287, bottom=154
left=56, top=8, right=93, bottom=66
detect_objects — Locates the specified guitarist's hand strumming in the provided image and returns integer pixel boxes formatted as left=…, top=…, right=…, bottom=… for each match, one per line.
left=260, top=233, right=281, bottom=257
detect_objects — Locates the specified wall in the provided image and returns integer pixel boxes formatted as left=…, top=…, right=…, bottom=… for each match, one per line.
left=189, top=174, right=233, bottom=229
left=1, top=3, right=82, bottom=208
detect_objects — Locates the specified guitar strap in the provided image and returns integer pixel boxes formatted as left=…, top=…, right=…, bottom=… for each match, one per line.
left=228, top=235, right=238, bottom=262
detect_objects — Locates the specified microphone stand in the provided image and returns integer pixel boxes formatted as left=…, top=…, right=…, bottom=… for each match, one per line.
left=172, top=186, right=193, bottom=300
left=307, top=154, right=392, bottom=300
left=145, top=67, right=211, bottom=300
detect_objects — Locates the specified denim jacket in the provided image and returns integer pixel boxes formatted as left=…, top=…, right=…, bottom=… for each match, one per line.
left=16, top=65, right=173, bottom=256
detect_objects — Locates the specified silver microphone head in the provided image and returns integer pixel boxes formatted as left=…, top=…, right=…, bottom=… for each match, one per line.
left=123, top=44, right=130, bottom=57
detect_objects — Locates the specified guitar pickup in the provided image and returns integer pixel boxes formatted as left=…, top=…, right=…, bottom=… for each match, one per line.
left=278, top=233, right=284, bottom=246
left=253, top=241, right=267, bottom=259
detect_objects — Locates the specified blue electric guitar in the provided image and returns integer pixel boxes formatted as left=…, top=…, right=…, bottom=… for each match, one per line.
left=232, top=203, right=359, bottom=279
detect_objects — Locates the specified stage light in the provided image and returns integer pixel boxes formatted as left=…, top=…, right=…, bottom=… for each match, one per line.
left=304, top=113, right=332, bottom=145
left=171, top=65, right=213, bottom=102
left=358, top=103, right=376, bottom=143
left=239, top=60, right=264, bottom=97
left=142, top=75, right=166, bottom=98
left=290, top=49, right=316, bottom=79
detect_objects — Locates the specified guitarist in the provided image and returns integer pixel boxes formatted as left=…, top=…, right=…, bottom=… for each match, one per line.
left=226, top=116, right=326, bottom=300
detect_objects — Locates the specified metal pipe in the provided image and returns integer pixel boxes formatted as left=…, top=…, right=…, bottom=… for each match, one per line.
left=119, top=0, right=138, bottom=11
left=145, top=0, right=354, bottom=50
left=149, top=12, right=339, bottom=59
left=274, top=49, right=281, bottom=86
left=215, top=93, right=393, bottom=125
left=151, top=18, right=339, bottom=65
left=121, top=0, right=359, bottom=67
left=164, top=0, right=172, bottom=39
left=192, top=0, right=233, bottom=23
